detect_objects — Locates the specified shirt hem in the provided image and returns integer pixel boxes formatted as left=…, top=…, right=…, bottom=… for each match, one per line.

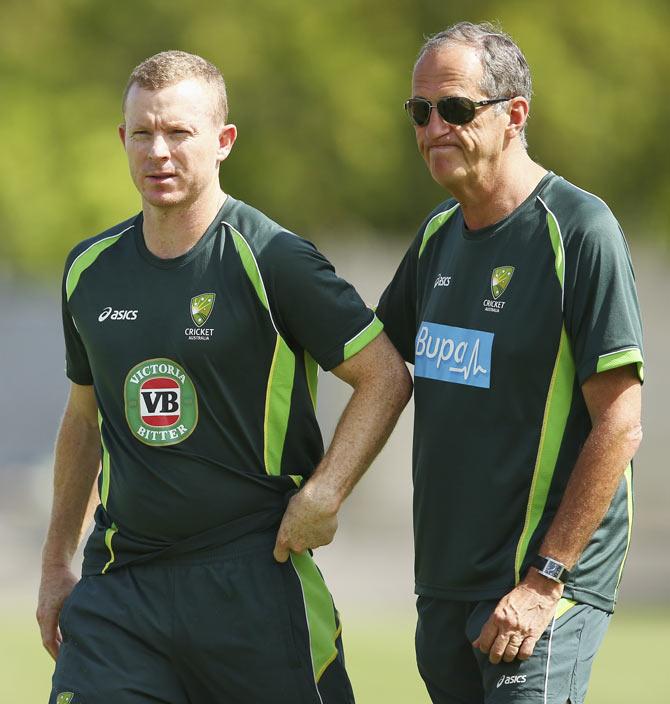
left=562, top=585, right=615, bottom=613
left=415, top=581, right=616, bottom=612
left=415, top=581, right=512, bottom=602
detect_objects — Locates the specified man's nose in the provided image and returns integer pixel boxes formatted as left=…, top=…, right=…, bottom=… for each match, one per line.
left=148, top=134, right=170, bottom=159
left=424, top=105, right=452, bottom=138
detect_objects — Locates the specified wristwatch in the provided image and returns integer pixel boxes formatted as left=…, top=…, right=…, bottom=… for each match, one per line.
left=531, top=555, right=571, bottom=583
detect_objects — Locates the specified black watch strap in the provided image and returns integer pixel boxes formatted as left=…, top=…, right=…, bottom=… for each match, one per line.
left=531, top=555, right=571, bottom=583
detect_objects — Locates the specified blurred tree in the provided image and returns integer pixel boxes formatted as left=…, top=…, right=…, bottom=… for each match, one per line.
left=0, top=0, right=667, bottom=276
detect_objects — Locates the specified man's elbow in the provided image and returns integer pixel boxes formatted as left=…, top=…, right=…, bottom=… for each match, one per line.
left=625, top=420, right=643, bottom=457
left=385, top=354, right=413, bottom=408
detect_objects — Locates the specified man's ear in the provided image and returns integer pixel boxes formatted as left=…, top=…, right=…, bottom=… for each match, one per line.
left=506, top=96, right=530, bottom=140
left=217, top=123, right=238, bottom=164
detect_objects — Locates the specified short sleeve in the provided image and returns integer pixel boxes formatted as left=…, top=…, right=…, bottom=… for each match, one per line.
left=62, top=259, right=93, bottom=385
left=563, top=210, right=644, bottom=385
left=263, top=233, right=383, bottom=371
left=376, top=236, right=420, bottom=364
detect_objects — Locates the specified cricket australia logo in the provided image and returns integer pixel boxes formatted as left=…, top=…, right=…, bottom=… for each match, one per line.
left=483, top=265, right=515, bottom=313
left=186, top=293, right=215, bottom=341
left=191, top=293, right=215, bottom=326
left=56, top=694, right=75, bottom=704
left=124, top=358, right=198, bottom=446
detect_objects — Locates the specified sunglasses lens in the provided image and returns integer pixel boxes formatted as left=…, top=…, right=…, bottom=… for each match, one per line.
left=437, top=97, right=476, bottom=125
left=406, top=99, right=431, bottom=126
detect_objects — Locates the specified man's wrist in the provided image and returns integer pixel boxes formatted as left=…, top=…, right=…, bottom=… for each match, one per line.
left=531, top=554, right=572, bottom=583
left=300, top=477, right=343, bottom=514
left=41, top=543, right=76, bottom=571
left=522, top=567, right=565, bottom=599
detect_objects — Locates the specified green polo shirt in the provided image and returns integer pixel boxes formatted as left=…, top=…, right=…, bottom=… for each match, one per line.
left=377, top=172, right=643, bottom=611
left=63, top=196, right=383, bottom=575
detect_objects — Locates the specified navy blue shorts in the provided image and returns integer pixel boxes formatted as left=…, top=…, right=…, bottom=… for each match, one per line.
left=50, top=532, right=354, bottom=704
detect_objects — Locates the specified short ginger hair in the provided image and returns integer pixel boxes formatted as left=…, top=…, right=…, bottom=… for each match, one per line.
left=122, top=50, right=228, bottom=124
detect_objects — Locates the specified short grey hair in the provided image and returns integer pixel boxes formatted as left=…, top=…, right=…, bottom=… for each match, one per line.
left=123, top=50, right=228, bottom=124
left=416, top=22, right=532, bottom=147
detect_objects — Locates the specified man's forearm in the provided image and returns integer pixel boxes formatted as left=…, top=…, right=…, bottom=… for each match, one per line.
left=273, top=334, right=412, bottom=560
left=531, top=367, right=642, bottom=576
left=306, top=361, right=412, bottom=510
left=42, top=408, right=101, bottom=568
left=536, top=415, right=641, bottom=571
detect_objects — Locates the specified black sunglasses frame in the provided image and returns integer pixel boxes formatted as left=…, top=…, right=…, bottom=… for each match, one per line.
left=404, top=96, right=512, bottom=127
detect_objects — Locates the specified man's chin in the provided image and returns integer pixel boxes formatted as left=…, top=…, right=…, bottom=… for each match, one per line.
left=141, top=192, right=185, bottom=209
left=429, top=165, right=466, bottom=192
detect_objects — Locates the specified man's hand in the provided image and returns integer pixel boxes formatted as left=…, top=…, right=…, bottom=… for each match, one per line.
left=273, top=483, right=339, bottom=563
left=36, top=564, right=79, bottom=660
left=473, top=571, right=563, bottom=664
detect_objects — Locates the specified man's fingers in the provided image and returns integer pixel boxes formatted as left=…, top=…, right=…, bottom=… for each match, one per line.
left=37, top=608, right=57, bottom=649
left=38, top=616, right=61, bottom=661
left=502, top=635, right=524, bottom=663
left=518, top=636, right=537, bottom=661
left=475, top=616, right=534, bottom=663
left=474, top=619, right=498, bottom=654
left=44, top=636, right=60, bottom=661
left=488, top=633, right=511, bottom=664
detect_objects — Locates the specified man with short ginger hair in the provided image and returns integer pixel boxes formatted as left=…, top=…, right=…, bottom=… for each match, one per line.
left=377, top=21, right=643, bottom=704
left=38, top=50, right=411, bottom=704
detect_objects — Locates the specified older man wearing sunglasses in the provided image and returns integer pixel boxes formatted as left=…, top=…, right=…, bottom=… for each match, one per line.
left=376, top=21, right=643, bottom=704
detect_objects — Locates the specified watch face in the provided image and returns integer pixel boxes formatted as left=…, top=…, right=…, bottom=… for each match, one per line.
left=543, top=559, right=563, bottom=580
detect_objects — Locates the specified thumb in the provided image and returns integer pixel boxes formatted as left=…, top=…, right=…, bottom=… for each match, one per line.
left=273, top=536, right=290, bottom=563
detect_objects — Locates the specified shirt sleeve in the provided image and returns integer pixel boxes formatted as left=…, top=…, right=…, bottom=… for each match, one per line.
left=62, top=258, right=93, bottom=385
left=376, top=235, right=421, bottom=364
left=262, top=232, right=383, bottom=371
left=563, top=207, right=644, bottom=385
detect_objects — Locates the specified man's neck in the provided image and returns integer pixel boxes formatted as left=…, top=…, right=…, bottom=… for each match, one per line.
left=142, top=188, right=227, bottom=259
left=453, top=153, right=548, bottom=232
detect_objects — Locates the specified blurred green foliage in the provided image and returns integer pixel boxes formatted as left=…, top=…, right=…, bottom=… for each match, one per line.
left=2, top=0, right=668, bottom=276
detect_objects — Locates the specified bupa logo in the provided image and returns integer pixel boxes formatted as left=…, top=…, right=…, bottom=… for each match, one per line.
left=496, top=674, right=527, bottom=688
left=124, top=358, right=198, bottom=446
left=98, top=306, right=138, bottom=322
left=415, top=322, right=493, bottom=388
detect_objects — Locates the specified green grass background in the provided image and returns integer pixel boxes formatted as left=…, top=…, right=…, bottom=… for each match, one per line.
left=6, top=606, right=666, bottom=702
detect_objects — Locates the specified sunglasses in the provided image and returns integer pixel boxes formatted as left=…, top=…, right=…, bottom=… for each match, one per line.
left=404, top=96, right=511, bottom=127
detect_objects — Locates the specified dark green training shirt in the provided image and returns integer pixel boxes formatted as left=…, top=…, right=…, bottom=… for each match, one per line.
left=377, top=173, right=643, bottom=612
left=62, top=196, right=383, bottom=576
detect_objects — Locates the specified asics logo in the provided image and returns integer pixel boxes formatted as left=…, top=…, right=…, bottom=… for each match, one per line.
left=497, top=674, right=527, bottom=688
left=98, top=306, right=138, bottom=322
left=433, top=274, right=452, bottom=288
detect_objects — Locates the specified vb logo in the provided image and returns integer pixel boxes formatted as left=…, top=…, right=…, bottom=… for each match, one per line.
left=124, top=359, right=198, bottom=446
left=140, top=378, right=181, bottom=426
